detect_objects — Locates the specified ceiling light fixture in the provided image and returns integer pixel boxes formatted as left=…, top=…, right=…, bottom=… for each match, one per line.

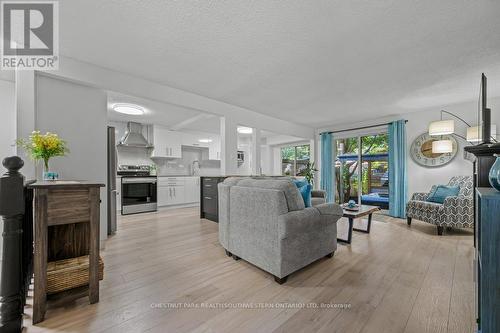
left=113, top=103, right=145, bottom=115
left=237, top=126, right=253, bottom=134
left=198, top=138, right=213, bottom=143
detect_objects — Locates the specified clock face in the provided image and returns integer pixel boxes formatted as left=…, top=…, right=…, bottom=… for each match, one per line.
left=410, top=133, right=458, bottom=168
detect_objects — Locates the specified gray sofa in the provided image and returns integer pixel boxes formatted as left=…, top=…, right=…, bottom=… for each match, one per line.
left=311, top=190, right=327, bottom=206
left=218, top=177, right=343, bottom=284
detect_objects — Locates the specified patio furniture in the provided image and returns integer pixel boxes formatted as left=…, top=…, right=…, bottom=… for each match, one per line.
left=406, top=176, right=473, bottom=235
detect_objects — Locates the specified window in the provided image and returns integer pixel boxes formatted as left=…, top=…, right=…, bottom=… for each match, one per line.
left=281, top=144, right=310, bottom=176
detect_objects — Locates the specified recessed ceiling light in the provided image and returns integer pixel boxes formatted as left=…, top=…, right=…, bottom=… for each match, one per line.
left=113, top=103, right=145, bottom=115
left=237, top=126, right=253, bottom=134
left=198, top=138, right=213, bottom=143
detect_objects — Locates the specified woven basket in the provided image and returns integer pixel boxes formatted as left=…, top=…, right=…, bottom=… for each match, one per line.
left=47, top=255, right=104, bottom=294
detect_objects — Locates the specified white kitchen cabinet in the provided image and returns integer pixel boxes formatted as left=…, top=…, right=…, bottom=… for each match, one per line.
left=181, top=133, right=201, bottom=148
left=157, top=177, right=185, bottom=206
left=157, top=177, right=200, bottom=206
left=158, top=185, right=184, bottom=205
left=151, top=126, right=182, bottom=158
left=158, top=187, right=170, bottom=206
left=170, top=185, right=186, bottom=205
left=184, top=177, right=200, bottom=203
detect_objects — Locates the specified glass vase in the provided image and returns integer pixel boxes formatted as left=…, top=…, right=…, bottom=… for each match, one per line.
left=489, top=154, right=500, bottom=191
left=42, top=160, right=59, bottom=181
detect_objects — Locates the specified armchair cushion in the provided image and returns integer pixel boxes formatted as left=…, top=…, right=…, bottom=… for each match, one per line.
left=406, top=200, right=445, bottom=225
left=427, top=185, right=460, bottom=204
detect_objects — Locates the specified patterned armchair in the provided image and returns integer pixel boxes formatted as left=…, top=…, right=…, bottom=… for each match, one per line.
left=406, top=176, right=473, bottom=235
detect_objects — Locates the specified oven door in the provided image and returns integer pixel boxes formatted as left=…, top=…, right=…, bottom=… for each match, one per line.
left=121, top=178, right=157, bottom=214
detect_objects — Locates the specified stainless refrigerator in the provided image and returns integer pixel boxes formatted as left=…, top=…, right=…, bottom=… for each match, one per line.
left=107, top=126, right=118, bottom=235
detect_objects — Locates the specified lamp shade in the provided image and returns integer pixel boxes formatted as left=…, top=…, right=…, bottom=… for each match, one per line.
left=466, top=124, right=497, bottom=142
left=429, top=120, right=455, bottom=136
left=432, top=140, right=453, bottom=153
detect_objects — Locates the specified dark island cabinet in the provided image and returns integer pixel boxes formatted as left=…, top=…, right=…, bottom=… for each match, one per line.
left=200, top=177, right=226, bottom=222
left=475, top=188, right=500, bottom=333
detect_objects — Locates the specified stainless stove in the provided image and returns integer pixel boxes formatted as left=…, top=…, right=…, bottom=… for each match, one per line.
left=118, top=164, right=153, bottom=177
left=118, top=165, right=157, bottom=215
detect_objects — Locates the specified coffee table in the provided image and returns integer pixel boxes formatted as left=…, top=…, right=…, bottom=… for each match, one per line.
left=337, top=204, right=380, bottom=244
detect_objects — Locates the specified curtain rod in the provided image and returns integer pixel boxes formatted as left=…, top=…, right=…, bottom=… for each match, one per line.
left=320, top=120, right=408, bottom=135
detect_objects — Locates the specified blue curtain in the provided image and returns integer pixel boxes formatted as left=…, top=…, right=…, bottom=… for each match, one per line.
left=388, top=120, right=408, bottom=218
left=320, top=133, right=335, bottom=202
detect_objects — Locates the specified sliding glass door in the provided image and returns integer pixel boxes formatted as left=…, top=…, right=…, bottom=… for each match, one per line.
left=334, top=133, right=389, bottom=210
left=335, top=137, right=360, bottom=204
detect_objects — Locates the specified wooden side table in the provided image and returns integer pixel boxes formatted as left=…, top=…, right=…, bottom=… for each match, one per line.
left=338, top=205, right=380, bottom=244
left=29, top=181, right=104, bottom=324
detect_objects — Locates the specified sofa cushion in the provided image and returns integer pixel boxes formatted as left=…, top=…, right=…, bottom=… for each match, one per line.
left=427, top=185, right=460, bottom=204
left=292, top=179, right=312, bottom=207
left=234, top=179, right=305, bottom=211
left=292, top=178, right=309, bottom=188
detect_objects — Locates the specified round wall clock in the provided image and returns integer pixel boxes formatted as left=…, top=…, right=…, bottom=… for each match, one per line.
left=410, top=133, right=458, bottom=168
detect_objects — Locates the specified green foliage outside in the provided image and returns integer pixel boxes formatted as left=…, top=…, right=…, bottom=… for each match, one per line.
left=281, top=145, right=310, bottom=176
left=335, top=134, right=388, bottom=203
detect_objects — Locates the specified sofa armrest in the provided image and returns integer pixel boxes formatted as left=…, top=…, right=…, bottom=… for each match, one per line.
left=443, top=196, right=472, bottom=209
left=311, top=190, right=326, bottom=198
left=314, top=202, right=343, bottom=217
left=278, top=207, right=322, bottom=239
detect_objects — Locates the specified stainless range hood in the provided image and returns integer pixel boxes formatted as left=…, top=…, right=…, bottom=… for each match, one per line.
left=118, top=122, right=154, bottom=148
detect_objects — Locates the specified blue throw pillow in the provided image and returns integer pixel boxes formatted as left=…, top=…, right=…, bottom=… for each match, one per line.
left=292, top=178, right=309, bottom=189
left=427, top=185, right=460, bottom=204
left=297, top=184, right=312, bottom=207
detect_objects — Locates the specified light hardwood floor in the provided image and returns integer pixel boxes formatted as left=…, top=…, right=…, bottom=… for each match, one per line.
left=23, top=207, right=474, bottom=333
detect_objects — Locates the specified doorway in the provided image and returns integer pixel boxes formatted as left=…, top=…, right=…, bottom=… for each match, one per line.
left=334, top=133, right=389, bottom=210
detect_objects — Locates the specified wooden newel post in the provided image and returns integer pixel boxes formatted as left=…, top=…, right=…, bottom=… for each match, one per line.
left=0, top=156, right=26, bottom=333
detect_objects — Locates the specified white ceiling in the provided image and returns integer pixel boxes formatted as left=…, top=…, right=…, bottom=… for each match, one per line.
left=62, top=1, right=500, bottom=127
left=107, top=91, right=221, bottom=134
left=107, top=92, right=306, bottom=141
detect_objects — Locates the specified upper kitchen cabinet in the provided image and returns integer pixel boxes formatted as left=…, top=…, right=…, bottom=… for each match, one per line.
left=151, top=125, right=182, bottom=158
left=181, top=132, right=208, bottom=148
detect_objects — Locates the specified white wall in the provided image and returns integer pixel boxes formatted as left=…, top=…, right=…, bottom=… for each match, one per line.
left=36, top=74, right=108, bottom=247
left=0, top=79, right=16, bottom=169
left=317, top=97, right=500, bottom=196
